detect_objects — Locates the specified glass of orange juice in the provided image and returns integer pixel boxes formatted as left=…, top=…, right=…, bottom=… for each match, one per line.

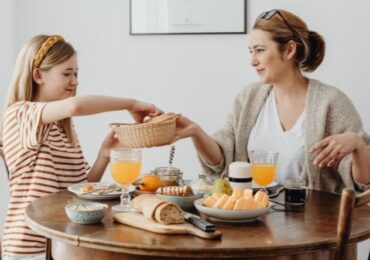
left=110, top=148, right=142, bottom=211
left=251, top=150, right=278, bottom=193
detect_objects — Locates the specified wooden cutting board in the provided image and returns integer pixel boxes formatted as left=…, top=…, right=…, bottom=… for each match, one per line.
left=114, top=212, right=221, bottom=240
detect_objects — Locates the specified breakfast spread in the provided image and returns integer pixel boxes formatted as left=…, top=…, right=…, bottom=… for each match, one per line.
left=202, top=188, right=269, bottom=210
left=156, top=186, right=193, bottom=197
left=131, top=194, right=184, bottom=225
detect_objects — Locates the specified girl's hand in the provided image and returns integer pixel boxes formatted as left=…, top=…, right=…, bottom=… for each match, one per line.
left=129, top=100, right=163, bottom=123
left=171, top=116, right=199, bottom=143
left=309, top=132, right=362, bottom=168
left=99, top=131, right=120, bottom=161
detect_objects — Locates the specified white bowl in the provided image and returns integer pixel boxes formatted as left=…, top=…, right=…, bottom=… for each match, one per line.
left=194, top=198, right=272, bottom=222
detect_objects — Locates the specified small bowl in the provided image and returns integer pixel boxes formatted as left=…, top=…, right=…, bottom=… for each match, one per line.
left=65, top=201, right=108, bottom=224
left=155, top=193, right=204, bottom=210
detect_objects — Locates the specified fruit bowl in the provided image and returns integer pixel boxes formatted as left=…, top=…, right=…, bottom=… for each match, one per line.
left=194, top=198, right=272, bottom=222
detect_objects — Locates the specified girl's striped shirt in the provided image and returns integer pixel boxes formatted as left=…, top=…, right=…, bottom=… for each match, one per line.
left=1, top=101, right=90, bottom=256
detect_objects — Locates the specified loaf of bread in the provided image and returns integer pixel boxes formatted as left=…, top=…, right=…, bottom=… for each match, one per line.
left=130, top=194, right=184, bottom=224
left=142, top=197, right=167, bottom=221
left=154, top=202, right=184, bottom=224
left=156, top=186, right=193, bottom=196
left=131, top=194, right=156, bottom=212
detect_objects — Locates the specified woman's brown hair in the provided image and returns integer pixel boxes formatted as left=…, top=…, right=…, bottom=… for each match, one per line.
left=253, top=9, right=325, bottom=72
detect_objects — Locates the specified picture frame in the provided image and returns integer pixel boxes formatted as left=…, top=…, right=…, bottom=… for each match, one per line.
left=130, top=0, right=247, bottom=35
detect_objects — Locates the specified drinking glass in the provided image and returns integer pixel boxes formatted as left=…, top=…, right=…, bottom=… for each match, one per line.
left=251, top=150, right=278, bottom=192
left=110, top=148, right=142, bottom=211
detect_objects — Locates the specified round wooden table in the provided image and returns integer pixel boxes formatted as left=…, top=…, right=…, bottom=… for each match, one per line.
left=25, top=190, right=370, bottom=259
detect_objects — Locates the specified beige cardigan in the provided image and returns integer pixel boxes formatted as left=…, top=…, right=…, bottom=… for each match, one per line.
left=200, top=79, right=370, bottom=194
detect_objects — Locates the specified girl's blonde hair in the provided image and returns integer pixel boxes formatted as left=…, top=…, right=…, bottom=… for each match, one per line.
left=1, top=34, right=77, bottom=146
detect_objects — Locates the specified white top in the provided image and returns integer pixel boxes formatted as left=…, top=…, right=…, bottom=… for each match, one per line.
left=247, top=89, right=305, bottom=184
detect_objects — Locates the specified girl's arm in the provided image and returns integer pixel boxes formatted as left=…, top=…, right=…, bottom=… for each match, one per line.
left=41, top=95, right=161, bottom=124
left=87, top=131, right=118, bottom=182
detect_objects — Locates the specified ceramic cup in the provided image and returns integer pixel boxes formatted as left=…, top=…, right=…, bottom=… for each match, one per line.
left=228, top=161, right=252, bottom=190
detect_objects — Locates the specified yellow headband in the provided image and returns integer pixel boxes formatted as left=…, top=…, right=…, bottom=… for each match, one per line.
left=32, top=35, right=64, bottom=69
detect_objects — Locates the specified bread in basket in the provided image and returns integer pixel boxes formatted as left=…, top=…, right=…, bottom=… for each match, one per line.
left=110, top=113, right=180, bottom=148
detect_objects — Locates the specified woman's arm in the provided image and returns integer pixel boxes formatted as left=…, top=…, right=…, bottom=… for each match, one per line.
left=41, top=95, right=161, bottom=124
left=309, top=132, right=370, bottom=185
left=172, top=116, right=223, bottom=166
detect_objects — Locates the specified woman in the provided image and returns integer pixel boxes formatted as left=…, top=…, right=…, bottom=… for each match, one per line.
left=173, top=9, right=370, bottom=194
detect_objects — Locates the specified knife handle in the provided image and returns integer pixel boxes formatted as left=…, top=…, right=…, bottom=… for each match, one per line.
left=188, top=216, right=216, bottom=232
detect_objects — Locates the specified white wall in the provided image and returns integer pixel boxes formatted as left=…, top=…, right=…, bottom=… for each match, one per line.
left=1, top=0, right=369, bottom=257
left=0, top=0, right=16, bottom=240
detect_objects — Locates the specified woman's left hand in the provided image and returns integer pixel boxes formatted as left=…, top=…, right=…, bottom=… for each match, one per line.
left=309, top=132, right=362, bottom=168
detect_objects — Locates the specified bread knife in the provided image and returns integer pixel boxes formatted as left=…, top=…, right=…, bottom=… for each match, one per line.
left=184, top=212, right=216, bottom=232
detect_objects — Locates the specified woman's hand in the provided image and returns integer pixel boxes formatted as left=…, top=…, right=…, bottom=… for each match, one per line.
left=309, top=132, right=363, bottom=168
left=129, top=100, right=163, bottom=123
left=171, top=116, right=199, bottom=143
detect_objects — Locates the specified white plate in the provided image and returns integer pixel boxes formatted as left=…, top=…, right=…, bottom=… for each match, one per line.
left=194, top=198, right=272, bottom=221
left=68, top=182, right=122, bottom=200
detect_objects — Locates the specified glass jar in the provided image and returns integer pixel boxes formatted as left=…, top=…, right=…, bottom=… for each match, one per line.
left=152, top=167, right=184, bottom=186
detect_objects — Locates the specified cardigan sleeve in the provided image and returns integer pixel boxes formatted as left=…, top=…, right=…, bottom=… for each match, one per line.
left=199, top=86, right=252, bottom=177
left=329, top=90, right=370, bottom=192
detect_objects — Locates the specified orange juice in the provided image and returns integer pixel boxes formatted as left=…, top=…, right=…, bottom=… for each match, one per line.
left=252, top=164, right=276, bottom=187
left=111, top=161, right=141, bottom=184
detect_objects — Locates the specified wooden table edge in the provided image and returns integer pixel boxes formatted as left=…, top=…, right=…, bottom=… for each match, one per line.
left=24, top=190, right=370, bottom=258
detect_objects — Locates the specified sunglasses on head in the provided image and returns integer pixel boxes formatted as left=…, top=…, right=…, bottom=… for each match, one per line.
left=257, top=9, right=298, bottom=39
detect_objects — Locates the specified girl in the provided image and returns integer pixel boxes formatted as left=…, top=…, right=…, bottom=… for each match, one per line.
left=173, top=9, right=370, bottom=194
left=1, top=34, right=162, bottom=259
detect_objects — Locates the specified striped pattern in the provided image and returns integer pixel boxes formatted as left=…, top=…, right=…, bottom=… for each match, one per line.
left=1, top=101, right=89, bottom=256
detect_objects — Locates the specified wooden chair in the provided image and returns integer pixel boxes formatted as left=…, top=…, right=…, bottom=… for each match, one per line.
left=336, top=188, right=370, bottom=260
left=0, top=141, right=52, bottom=260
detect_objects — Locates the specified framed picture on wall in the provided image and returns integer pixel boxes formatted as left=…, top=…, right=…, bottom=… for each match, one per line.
left=130, top=0, right=246, bottom=35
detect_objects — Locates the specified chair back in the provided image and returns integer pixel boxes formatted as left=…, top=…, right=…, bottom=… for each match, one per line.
left=336, top=188, right=370, bottom=260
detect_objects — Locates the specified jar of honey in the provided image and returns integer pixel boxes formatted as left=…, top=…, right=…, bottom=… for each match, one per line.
left=152, top=167, right=184, bottom=187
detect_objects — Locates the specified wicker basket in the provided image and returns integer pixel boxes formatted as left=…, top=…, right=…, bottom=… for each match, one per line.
left=110, top=114, right=179, bottom=148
